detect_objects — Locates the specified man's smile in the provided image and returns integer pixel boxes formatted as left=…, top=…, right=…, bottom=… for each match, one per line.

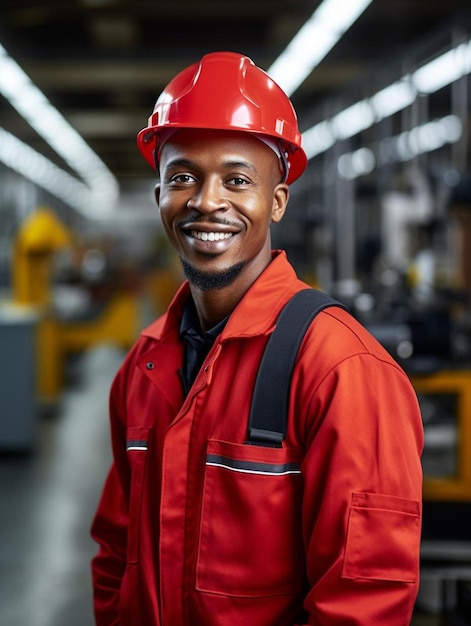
left=190, top=230, right=234, bottom=242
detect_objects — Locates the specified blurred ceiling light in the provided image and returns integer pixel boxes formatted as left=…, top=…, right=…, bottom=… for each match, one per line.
left=0, top=43, right=119, bottom=215
left=268, top=0, right=374, bottom=96
left=394, top=115, right=463, bottom=161
left=0, top=127, right=98, bottom=216
left=412, top=42, right=471, bottom=94
left=338, top=115, right=463, bottom=178
left=370, top=79, right=416, bottom=119
left=337, top=147, right=376, bottom=179
left=331, top=100, right=375, bottom=140
left=303, top=38, right=471, bottom=161
left=302, top=122, right=335, bottom=158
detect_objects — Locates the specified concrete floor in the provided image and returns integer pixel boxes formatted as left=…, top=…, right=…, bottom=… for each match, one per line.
left=0, top=345, right=119, bottom=626
left=0, top=345, right=453, bottom=625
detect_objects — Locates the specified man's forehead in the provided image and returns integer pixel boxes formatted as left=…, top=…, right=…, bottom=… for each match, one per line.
left=159, top=129, right=284, bottom=178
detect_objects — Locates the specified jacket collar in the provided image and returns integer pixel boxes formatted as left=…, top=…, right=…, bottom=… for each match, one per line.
left=142, top=250, right=302, bottom=342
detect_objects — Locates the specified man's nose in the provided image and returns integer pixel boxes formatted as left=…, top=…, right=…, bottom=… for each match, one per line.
left=187, top=178, right=230, bottom=213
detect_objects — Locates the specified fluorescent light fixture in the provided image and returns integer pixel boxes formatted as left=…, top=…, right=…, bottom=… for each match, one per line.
left=331, top=100, right=375, bottom=140
left=268, top=0, right=374, bottom=96
left=394, top=115, right=463, bottom=161
left=302, top=121, right=336, bottom=158
left=412, top=42, right=471, bottom=94
left=0, top=127, right=97, bottom=215
left=337, top=147, right=376, bottom=179
left=0, top=43, right=119, bottom=215
left=370, top=79, right=416, bottom=119
left=338, top=115, right=463, bottom=179
left=303, top=38, right=471, bottom=161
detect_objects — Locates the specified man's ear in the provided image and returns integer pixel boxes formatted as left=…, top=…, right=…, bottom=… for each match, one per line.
left=271, top=183, right=289, bottom=223
left=154, top=183, right=161, bottom=206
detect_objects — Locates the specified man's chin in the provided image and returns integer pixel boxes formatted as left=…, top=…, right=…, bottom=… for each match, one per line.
left=180, top=259, right=245, bottom=291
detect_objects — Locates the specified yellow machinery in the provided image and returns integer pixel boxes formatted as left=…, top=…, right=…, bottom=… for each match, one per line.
left=12, top=207, right=140, bottom=404
left=410, top=369, right=471, bottom=501
left=12, top=207, right=71, bottom=306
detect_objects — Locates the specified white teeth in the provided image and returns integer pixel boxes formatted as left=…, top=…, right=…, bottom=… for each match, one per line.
left=191, top=230, right=233, bottom=241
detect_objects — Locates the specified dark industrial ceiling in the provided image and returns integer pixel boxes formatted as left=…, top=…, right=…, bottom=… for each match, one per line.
left=1, top=0, right=470, bottom=185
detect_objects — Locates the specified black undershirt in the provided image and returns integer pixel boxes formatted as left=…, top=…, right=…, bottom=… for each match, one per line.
left=179, top=298, right=228, bottom=395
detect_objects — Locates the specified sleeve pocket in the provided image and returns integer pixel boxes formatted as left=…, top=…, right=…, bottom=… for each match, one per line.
left=342, top=492, right=421, bottom=583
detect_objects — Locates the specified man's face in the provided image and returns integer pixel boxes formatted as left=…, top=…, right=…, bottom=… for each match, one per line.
left=155, top=129, right=289, bottom=291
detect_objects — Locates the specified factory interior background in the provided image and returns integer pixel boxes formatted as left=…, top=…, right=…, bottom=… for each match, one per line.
left=2, top=1, right=471, bottom=624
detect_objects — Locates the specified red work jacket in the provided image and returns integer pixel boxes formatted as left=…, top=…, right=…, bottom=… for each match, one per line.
left=91, top=250, right=424, bottom=626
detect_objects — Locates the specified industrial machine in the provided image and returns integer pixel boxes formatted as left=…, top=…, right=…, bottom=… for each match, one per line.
left=10, top=207, right=140, bottom=405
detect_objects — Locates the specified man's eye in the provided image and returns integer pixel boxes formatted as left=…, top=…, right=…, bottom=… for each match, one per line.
left=229, top=177, right=249, bottom=186
left=170, top=173, right=195, bottom=184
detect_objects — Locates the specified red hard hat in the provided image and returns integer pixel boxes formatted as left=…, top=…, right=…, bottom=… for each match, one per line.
left=137, top=51, right=307, bottom=184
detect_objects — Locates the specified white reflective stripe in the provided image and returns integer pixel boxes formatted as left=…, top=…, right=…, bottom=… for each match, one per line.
left=206, top=453, right=301, bottom=475
left=206, top=461, right=301, bottom=476
left=127, top=445, right=148, bottom=451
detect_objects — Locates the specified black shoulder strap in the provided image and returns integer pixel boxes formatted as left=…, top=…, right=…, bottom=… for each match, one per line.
left=247, top=288, right=346, bottom=447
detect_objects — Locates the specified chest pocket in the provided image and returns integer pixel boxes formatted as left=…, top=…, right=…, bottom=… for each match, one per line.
left=196, top=439, right=305, bottom=597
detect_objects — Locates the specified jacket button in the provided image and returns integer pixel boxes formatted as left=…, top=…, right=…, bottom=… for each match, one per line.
left=146, top=361, right=155, bottom=370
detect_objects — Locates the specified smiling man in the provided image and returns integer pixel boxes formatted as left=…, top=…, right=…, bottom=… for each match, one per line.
left=156, top=128, right=289, bottom=327
left=91, top=52, right=424, bottom=626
